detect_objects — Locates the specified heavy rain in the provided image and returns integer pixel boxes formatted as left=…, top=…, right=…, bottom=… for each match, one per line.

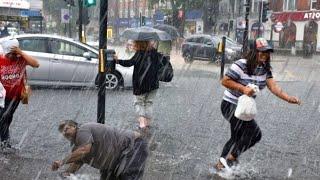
left=0, top=0, right=320, bottom=180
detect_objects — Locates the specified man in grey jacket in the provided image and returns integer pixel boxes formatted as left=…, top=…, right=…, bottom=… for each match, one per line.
left=52, top=120, right=148, bottom=180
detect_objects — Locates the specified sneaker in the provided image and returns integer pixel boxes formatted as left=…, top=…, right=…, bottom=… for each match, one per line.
left=0, top=140, right=12, bottom=149
left=226, top=158, right=239, bottom=167
left=0, top=140, right=16, bottom=153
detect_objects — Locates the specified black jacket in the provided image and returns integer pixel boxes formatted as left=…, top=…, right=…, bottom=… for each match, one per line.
left=118, top=49, right=162, bottom=95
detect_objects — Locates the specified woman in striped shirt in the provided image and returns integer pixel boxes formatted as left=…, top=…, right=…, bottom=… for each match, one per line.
left=215, top=38, right=301, bottom=170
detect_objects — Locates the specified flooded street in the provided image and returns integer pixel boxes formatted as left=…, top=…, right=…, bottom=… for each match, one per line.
left=0, top=52, right=319, bottom=179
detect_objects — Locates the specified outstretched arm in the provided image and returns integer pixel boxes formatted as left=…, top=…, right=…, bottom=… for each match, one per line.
left=62, top=162, right=84, bottom=176
left=267, top=78, right=301, bottom=104
left=114, top=53, right=138, bottom=67
left=51, top=143, right=92, bottom=171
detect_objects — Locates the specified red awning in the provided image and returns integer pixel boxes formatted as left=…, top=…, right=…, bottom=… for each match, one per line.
left=271, top=11, right=320, bottom=22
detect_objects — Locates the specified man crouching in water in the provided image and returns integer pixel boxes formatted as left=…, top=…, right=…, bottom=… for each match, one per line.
left=52, top=120, right=148, bottom=180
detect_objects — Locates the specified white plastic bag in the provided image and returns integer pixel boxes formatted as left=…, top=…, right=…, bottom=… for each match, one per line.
left=234, top=95, right=257, bottom=121
left=0, top=82, right=6, bottom=108
left=234, top=84, right=259, bottom=121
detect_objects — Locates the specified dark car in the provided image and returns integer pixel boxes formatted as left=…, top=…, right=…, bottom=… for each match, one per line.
left=181, top=34, right=242, bottom=64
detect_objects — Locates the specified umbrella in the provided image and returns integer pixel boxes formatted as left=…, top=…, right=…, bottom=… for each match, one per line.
left=153, top=24, right=180, bottom=39
left=121, top=27, right=172, bottom=41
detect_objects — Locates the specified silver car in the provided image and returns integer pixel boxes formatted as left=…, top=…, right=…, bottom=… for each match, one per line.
left=0, top=34, right=133, bottom=90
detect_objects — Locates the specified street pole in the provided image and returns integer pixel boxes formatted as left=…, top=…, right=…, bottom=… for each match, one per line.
left=258, top=0, right=262, bottom=38
left=97, top=0, right=108, bottom=124
left=139, top=12, right=142, bottom=27
left=78, top=0, right=83, bottom=42
left=220, top=36, right=226, bottom=79
left=242, top=0, right=250, bottom=54
left=68, top=4, right=72, bottom=38
left=64, top=23, right=67, bottom=36
left=270, top=23, right=273, bottom=46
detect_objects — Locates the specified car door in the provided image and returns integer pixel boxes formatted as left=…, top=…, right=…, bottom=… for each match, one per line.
left=203, top=37, right=215, bottom=59
left=18, top=37, right=50, bottom=84
left=48, top=38, right=97, bottom=84
left=194, top=37, right=205, bottom=58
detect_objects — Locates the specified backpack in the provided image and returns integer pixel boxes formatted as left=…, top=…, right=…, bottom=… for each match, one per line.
left=158, top=54, right=173, bottom=82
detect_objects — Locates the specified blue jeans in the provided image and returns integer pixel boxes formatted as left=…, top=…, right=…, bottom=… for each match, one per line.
left=0, top=98, right=20, bottom=142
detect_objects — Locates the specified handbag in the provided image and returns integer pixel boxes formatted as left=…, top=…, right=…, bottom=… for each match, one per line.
left=20, top=71, right=31, bottom=105
left=158, top=54, right=174, bottom=82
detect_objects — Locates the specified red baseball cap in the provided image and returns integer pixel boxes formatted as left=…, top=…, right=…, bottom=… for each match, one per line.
left=255, top=37, right=273, bottom=52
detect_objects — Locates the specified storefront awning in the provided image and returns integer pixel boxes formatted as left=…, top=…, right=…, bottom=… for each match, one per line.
left=271, top=11, right=320, bottom=22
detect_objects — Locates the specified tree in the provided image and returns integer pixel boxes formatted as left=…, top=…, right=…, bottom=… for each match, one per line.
left=148, top=0, right=204, bottom=36
left=203, top=0, right=222, bottom=33
left=148, top=0, right=221, bottom=35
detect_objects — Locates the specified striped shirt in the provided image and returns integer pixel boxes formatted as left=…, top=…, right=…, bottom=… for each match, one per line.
left=223, top=59, right=273, bottom=104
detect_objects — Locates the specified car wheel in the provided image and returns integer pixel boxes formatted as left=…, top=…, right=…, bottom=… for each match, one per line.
left=184, top=52, right=193, bottom=63
left=105, top=72, right=123, bottom=90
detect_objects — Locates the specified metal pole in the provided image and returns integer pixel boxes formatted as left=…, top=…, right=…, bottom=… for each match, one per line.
left=220, top=36, right=226, bottom=79
left=68, top=4, right=72, bottom=38
left=139, top=12, right=142, bottom=27
left=242, top=0, right=250, bottom=54
left=40, top=19, right=43, bottom=33
left=270, top=24, right=273, bottom=46
left=258, top=0, right=262, bottom=38
left=65, top=23, right=67, bottom=36
left=78, top=0, right=83, bottom=42
left=97, top=0, right=108, bottom=124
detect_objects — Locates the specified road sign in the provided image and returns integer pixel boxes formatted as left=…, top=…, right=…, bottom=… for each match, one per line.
left=274, top=22, right=284, bottom=33
left=61, top=9, right=70, bottom=23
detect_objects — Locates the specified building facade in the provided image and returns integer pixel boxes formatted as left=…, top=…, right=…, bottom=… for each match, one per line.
left=108, top=0, right=155, bottom=39
left=270, top=0, right=320, bottom=51
left=0, top=0, right=43, bottom=33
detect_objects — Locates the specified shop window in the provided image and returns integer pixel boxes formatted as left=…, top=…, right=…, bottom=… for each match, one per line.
left=311, top=0, right=320, bottom=10
left=283, top=0, right=296, bottom=11
left=280, top=22, right=296, bottom=49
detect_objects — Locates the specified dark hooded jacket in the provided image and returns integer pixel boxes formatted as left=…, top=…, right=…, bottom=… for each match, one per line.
left=118, top=48, right=162, bottom=95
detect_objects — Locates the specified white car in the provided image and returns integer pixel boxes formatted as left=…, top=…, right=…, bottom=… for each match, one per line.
left=0, top=34, right=133, bottom=90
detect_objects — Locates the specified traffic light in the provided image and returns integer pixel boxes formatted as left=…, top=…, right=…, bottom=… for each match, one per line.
left=84, top=0, right=96, bottom=7
left=262, top=2, right=269, bottom=23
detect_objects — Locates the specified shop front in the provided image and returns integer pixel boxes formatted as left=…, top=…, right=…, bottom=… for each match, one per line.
left=184, top=10, right=202, bottom=37
left=271, top=10, right=320, bottom=51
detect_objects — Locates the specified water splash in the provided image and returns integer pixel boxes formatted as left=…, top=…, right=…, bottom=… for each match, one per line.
left=208, top=161, right=257, bottom=180
left=287, top=168, right=293, bottom=178
left=66, top=174, right=93, bottom=180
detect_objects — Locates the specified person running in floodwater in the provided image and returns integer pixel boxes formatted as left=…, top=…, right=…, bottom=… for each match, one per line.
left=215, top=38, right=301, bottom=170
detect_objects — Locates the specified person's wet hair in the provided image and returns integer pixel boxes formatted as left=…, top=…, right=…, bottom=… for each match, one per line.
left=245, top=41, right=271, bottom=76
left=134, top=41, right=150, bottom=51
left=58, top=120, right=79, bottom=132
